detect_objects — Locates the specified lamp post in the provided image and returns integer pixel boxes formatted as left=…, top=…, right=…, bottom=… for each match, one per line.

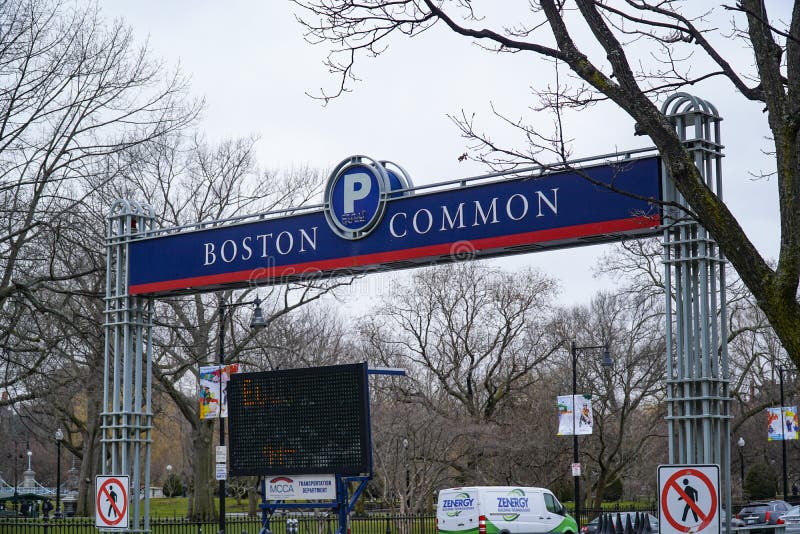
left=217, top=295, right=266, bottom=534
left=779, top=367, right=793, bottom=499
left=737, top=437, right=745, bottom=494
left=54, top=428, right=63, bottom=518
left=402, top=438, right=410, bottom=513
left=165, top=464, right=173, bottom=497
left=570, top=341, right=613, bottom=531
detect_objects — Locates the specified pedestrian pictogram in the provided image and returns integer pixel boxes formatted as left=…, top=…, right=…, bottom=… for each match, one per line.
left=96, top=475, right=129, bottom=529
left=658, top=465, right=719, bottom=534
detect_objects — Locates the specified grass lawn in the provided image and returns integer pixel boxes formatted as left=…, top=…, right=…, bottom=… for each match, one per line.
left=148, top=497, right=252, bottom=518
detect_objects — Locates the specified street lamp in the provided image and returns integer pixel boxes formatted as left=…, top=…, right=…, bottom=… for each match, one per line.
left=737, top=437, right=745, bottom=494
left=54, top=428, right=64, bottom=518
left=570, top=341, right=613, bottom=531
left=218, top=295, right=266, bottom=534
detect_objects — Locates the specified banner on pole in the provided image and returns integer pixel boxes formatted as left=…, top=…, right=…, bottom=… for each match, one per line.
left=199, top=364, right=240, bottom=420
left=557, top=394, right=593, bottom=436
left=767, top=406, right=799, bottom=441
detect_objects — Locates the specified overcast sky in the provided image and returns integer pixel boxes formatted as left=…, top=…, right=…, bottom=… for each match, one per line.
left=103, top=1, right=781, bottom=312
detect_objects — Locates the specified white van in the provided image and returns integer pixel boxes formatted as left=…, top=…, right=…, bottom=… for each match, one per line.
left=437, top=487, right=577, bottom=534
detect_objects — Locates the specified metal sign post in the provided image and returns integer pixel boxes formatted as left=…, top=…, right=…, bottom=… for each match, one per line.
left=661, top=94, right=731, bottom=528
left=102, top=201, right=156, bottom=533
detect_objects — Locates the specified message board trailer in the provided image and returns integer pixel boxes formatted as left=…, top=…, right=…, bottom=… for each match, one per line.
left=227, top=362, right=371, bottom=477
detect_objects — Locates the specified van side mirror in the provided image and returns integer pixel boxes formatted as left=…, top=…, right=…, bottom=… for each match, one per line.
left=560, top=504, right=567, bottom=516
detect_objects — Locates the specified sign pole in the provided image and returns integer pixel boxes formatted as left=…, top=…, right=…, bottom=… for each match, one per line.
left=780, top=367, right=788, bottom=499
left=337, top=475, right=348, bottom=534
left=571, top=342, right=580, bottom=531
left=218, top=307, right=227, bottom=534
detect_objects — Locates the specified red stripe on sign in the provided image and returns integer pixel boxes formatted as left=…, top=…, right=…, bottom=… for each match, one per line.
left=129, top=216, right=659, bottom=295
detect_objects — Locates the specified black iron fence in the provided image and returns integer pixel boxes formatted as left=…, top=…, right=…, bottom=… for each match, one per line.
left=2, top=506, right=764, bottom=534
left=572, top=501, right=766, bottom=529
left=573, top=504, right=659, bottom=527
left=0, top=513, right=438, bottom=534
left=0, top=510, right=655, bottom=534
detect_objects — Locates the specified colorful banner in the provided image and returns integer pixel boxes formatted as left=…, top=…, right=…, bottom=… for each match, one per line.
left=557, top=394, right=593, bottom=436
left=767, top=406, right=799, bottom=441
left=199, top=363, right=240, bottom=419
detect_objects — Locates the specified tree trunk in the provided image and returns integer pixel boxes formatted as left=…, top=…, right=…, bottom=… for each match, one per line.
left=75, top=432, right=101, bottom=517
left=248, top=478, right=260, bottom=518
left=75, top=375, right=103, bottom=517
left=189, top=420, right=216, bottom=520
left=591, top=471, right=608, bottom=511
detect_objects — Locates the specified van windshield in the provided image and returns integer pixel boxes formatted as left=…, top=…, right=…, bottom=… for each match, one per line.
left=544, top=493, right=563, bottom=515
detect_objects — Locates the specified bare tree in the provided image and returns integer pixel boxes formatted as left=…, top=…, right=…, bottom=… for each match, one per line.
left=0, top=0, right=197, bottom=312
left=597, top=239, right=792, bottom=435
left=578, top=292, right=666, bottom=508
left=292, top=0, right=800, bottom=367
left=0, top=1, right=198, bottom=484
left=370, top=402, right=456, bottom=513
left=360, top=262, right=560, bottom=482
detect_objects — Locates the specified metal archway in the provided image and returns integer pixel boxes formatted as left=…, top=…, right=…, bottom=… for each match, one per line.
left=102, top=92, right=731, bottom=533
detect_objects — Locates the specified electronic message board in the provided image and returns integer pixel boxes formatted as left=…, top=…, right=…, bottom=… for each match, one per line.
left=227, top=363, right=371, bottom=476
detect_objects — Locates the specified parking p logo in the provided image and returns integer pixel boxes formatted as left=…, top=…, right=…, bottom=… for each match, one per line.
left=324, top=156, right=390, bottom=240
left=342, top=172, right=371, bottom=214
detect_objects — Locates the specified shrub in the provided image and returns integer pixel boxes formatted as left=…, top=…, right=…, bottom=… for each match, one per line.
left=744, top=463, right=777, bottom=500
left=604, top=478, right=624, bottom=501
left=163, top=473, right=185, bottom=498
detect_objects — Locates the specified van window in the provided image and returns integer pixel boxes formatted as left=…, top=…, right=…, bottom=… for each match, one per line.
left=544, top=493, right=562, bottom=515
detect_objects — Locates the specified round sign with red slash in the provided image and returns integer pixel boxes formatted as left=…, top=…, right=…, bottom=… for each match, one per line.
left=658, top=465, right=719, bottom=534
left=95, top=475, right=129, bottom=528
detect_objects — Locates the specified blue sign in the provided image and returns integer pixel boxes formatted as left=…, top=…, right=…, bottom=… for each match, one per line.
left=128, top=156, right=661, bottom=295
left=324, top=156, right=390, bottom=240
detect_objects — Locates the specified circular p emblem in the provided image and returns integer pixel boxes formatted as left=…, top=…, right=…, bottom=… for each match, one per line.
left=324, top=156, right=390, bottom=240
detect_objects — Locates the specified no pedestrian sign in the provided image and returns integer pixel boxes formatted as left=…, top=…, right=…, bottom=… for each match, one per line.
left=658, top=465, right=719, bottom=534
left=96, top=475, right=129, bottom=529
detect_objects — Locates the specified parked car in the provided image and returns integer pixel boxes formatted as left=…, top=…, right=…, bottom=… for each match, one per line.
left=580, top=513, right=659, bottom=534
left=721, top=509, right=745, bottom=528
left=737, top=501, right=792, bottom=525
left=779, top=505, right=800, bottom=534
